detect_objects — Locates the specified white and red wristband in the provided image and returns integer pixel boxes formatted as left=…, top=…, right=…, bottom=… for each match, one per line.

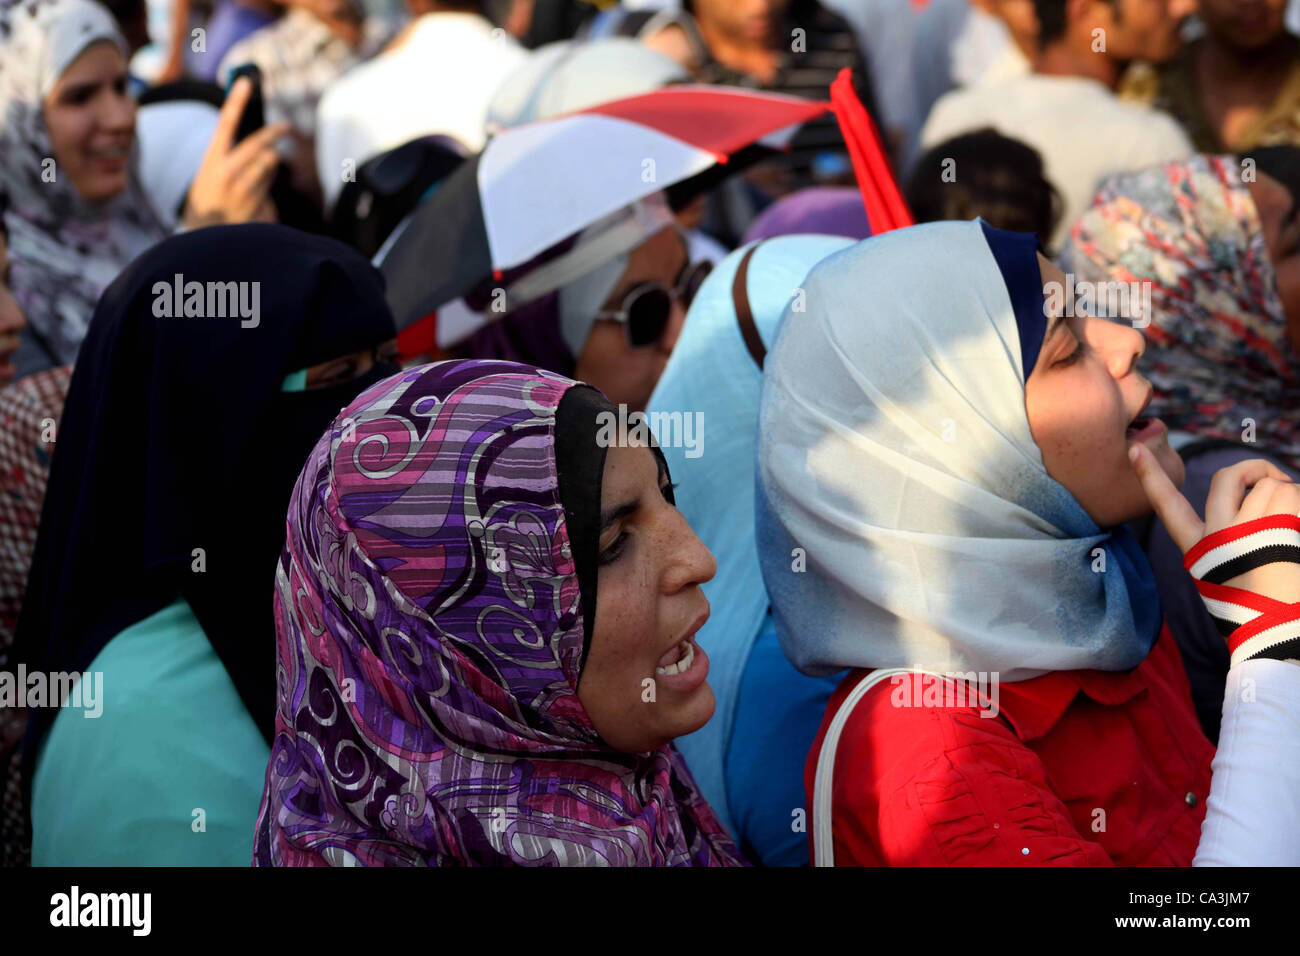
left=1184, top=514, right=1300, bottom=668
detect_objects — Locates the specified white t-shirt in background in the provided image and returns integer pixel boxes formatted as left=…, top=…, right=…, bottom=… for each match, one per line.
left=904, top=0, right=1028, bottom=169
left=919, top=72, right=1194, bottom=250
left=315, top=11, right=527, bottom=211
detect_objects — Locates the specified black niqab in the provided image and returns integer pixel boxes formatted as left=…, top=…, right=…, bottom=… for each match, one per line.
left=13, top=224, right=398, bottom=790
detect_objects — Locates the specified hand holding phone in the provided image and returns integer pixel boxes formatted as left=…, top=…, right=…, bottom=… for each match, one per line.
left=182, top=75, right=289, bottom=229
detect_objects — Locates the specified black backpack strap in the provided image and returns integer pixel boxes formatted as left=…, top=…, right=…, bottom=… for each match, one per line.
left=733, top=241, right=767, bottom=370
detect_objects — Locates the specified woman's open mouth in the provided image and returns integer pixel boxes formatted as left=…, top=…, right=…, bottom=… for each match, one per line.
left=1125, top=416, right=1165, bottom=442
left=653, top=621, right=710, bottom=694
left=1125, top=386, right=1163, bottom=443
left=86, top=144, right=130, bottom=174
left=656, top=639, right=695, bottom=676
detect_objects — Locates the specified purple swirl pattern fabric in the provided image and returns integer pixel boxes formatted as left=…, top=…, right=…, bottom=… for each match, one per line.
left=252, top=359, right=744, bottom=866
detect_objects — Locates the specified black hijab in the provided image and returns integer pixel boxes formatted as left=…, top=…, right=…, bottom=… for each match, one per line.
left=554, top=385, right=675, bottom=672
left=14, top=223, right=398, bottom=783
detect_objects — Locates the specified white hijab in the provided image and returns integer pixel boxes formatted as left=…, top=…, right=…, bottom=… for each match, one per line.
left=755, top=219, right=1161, bottom=681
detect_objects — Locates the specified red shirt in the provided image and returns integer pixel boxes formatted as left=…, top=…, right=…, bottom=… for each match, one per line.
left=806, top=625, right=1215, bottom=865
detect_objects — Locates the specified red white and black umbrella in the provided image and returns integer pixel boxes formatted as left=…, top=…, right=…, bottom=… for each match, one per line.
left=377, top=85, right=830, bottom=329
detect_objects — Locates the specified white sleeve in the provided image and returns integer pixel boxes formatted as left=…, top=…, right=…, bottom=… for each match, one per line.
left=1194, top=658, right=1300, bottom=866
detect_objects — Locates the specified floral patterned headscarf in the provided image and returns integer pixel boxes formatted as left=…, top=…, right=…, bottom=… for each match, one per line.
left=253, top=360, right=745, bottom=867
left=1060, top=155, right=1300, bottom=465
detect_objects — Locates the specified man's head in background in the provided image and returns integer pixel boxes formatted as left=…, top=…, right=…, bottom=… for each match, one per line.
left=687, top=0, right=791, bottom=49
left=1032, top=0, right=1193, bottom=75
left=1199, top=0, right=1288, bottom=53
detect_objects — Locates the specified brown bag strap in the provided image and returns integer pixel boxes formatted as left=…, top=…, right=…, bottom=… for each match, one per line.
left=732, top=241, right=767, bottom=370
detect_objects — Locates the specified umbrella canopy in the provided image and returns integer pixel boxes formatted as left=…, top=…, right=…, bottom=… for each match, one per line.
left=377, top=85, right=830, bottom=329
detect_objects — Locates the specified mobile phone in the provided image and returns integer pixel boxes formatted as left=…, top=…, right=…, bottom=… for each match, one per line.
left=226, top=63, right=264, bottom=144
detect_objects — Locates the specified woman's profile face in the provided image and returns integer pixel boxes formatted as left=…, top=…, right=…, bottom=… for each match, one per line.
left=573, top=227, right=690, bottom=413
left=1026, top=254, right=1185, bottom=526
left=576, top=441, right=717, bottom=754
left=42, top=41, right=135, bottom=204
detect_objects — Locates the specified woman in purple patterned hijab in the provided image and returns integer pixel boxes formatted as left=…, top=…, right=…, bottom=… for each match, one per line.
left=253, top=359, right=746, bottom=866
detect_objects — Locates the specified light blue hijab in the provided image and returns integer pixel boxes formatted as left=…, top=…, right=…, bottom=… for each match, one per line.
left=646, top=235, right=853, bottom=837
left=756, top=220, right=1162, bottom=683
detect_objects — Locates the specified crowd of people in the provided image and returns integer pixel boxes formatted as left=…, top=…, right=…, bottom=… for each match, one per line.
left=1, top=0, right=1299, bottom=868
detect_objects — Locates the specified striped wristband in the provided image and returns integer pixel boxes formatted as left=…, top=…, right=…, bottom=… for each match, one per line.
left=1183, top=514, right=1300, bottom=668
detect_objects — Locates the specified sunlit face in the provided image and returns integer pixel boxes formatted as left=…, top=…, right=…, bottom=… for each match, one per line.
left=1026, top=255, right=1184, bottom=526
left=573, top=227, right=690, bottom=412
left=691, top=0, right=790, bottom=44
left=0, top=233, right=26, bottom=383
left=1092, top=0, right=1186, bottom=64
left=1200, top=0, right=1286, bottom=50
left=1247, top=171, right=1300, bottom=336
left=576, top=442, right=717, bottom=754
left=42, top=41, right=135, bottom=203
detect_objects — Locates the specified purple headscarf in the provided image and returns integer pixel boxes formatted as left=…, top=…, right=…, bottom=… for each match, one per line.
left=253, top=359, right=745, bottom=866
left=742, top=187, right=873, bottom=244
left=453, top=292, right=575, bottom=376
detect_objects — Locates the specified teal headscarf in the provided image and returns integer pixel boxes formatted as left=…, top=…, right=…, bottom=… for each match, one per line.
left=645, top=235, right=853, bottom=836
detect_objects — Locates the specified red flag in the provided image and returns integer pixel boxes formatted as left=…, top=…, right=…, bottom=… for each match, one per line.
left=830, top=67, right=913, bottom=234
left=397, top=311, right=438, bottom=363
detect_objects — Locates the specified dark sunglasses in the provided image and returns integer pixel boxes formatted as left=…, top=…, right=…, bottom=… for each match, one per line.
left=595, top=259, right=713, bottom=348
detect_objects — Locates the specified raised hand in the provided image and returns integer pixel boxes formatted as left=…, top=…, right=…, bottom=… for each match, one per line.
left=182, top=77, right=289, bottom=230
left=1131, top=443, right=1300, bottom=655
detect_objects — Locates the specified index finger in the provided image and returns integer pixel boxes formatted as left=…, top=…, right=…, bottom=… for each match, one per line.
left=208, top=76, right=252, bottom=156
left=1129, top=442, right=1203, bottom=552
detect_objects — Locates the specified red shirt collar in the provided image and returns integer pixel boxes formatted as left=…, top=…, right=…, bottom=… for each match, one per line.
left=995, top=664, right=1149, bottom=741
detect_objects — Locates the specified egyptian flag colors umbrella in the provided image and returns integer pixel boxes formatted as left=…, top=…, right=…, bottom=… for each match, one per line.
left=377, top=85, right=830, bottom=329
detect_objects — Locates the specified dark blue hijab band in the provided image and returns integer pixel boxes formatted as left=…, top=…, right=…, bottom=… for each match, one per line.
left=979, top=218, right=1047, bottom=379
